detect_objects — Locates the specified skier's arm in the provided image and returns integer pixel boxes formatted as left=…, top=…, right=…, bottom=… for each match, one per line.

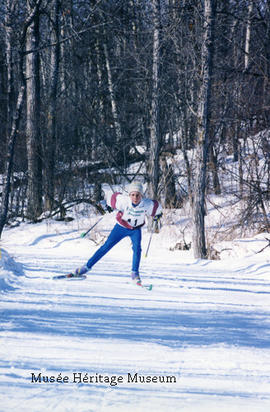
left=151, top=200, right=162, bottom=217
left=145, top=199, right=162, bottom=219
left=106, top=192, right=125, bottom=211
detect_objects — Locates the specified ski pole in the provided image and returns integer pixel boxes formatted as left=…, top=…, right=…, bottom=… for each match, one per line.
left=144, top=220, right=156, bottom=258
left=144, top=214, right=162, bottom=257
left=80, top=216, right=104, bottom=238
left=144, top=229, right=154, bottom=258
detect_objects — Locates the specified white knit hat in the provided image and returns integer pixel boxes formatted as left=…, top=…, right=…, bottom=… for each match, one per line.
left=128, top=181, right=143, bottom=194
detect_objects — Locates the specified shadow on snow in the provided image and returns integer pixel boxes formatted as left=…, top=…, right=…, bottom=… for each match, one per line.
left=2, top=303, right=270, bottom=349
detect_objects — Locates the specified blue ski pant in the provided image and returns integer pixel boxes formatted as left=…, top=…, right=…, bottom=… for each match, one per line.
left=86, top=223, right=142, bottom=275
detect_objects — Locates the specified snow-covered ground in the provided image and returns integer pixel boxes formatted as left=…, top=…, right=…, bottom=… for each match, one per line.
left=1, top=211, right=270, bottom=411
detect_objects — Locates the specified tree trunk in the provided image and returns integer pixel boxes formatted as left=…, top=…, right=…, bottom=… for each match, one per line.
left=5, top=0, right=14, bottom=140
left=103, top=43, right=122, bottom=143
left=26, top=0, right=42, bottom=220
left=148, top=0, right=161, bottom=200
left=244, top=0, right=253, bottom=71
left=44, top=0, right=60, bottom=211
left=209, top=146, right=221, bottom=195
left=0, top=0, right=42, bottom=236
left=160, top=156, right=180, bottom=208
left=93, top=37, right=105, bottom=160
left=0, top=86, right=25, bottom=238
left=192, top=0, right=216, bottom=259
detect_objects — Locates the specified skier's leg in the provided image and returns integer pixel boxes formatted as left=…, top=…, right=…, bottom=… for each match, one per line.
left=130, top=228, right=142, bottom=280
left=73, top=224, right=126, bottom=275
left=86, top=224, right=127, bottom=270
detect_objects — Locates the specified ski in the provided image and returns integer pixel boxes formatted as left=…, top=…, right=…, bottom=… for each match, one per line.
left=52, top=273, right=152, bottom=289
left=135, top=283, right=153, bottom=291
left=53, top=273, right=87, bottom=280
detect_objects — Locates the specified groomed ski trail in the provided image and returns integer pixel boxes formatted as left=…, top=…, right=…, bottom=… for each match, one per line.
left=1, top=225, right=270, bottom=412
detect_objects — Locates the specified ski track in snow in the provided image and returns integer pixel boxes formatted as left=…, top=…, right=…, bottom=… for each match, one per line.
left=1, top=224, right=270, bottom=411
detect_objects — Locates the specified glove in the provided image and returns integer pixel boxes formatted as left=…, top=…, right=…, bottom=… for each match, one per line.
left=106, top=205, right=113, bottom=213
left=153, top=213, right=162, bottom=222
left=100, top=200, right=113, bottom=214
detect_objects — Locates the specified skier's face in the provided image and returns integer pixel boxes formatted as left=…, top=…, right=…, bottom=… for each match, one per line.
left=129, top=191, right=142, bottom=205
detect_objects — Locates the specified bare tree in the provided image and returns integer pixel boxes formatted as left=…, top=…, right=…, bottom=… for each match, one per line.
left=148, top=0, right=161, bottom=199
left=1, top=0, right=270, bottom=237
left=44, top=0, right=60, bottom=211
left=0, top=0, right=42, bottom=236
left=244, top=0, right=253, bottom=71
left=103, top=42, right=122, bottom=144
left=26, top=0, right=42, bottom=220
left=0, top=88, right=25, bottom=238
left=192, top=0, right=216, bottom=259
left=4, top=0, right=14, bottom=140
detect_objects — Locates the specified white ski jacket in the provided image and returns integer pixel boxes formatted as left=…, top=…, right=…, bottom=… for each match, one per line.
left=107, top=192, right=162, bottom=229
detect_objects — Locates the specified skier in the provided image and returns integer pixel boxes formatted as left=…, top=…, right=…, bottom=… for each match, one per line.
left=70, top=181, right=162, bottom=285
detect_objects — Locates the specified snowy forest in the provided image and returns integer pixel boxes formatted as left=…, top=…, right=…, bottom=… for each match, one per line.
left=2, top=2, right=270, bottom=410
left=1, top=0, right=270, bottom=257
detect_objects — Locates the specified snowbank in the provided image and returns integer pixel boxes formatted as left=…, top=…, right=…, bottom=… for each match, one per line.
left=0, top=248, right=23, bottom=291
